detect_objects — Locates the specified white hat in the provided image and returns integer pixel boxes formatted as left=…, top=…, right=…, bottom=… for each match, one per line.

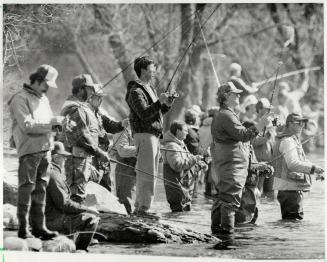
left=242, top=95, right=258, bottom=109
left=36, top=64, right=58, bottom=88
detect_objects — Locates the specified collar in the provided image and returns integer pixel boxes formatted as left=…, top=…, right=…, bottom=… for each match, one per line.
left=51, top=162, right=62, bottom=173
left=23, top=83, right=42, bottom=98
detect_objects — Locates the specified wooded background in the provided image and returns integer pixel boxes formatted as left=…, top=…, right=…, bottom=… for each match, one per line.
left=3, top=3, right=324, bottom=145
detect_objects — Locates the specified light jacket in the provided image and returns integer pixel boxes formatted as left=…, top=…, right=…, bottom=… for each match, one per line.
left=272, top=133, right=313, bottom=191
left=162, top=131, right=197, bottom=174
left=8, top=84, right=54, bottom=157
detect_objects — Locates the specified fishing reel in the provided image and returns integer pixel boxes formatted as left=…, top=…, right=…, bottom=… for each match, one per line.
left=167, top=91, right=179, bottom=103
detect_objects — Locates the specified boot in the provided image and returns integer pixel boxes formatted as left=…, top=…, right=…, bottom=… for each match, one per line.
left=30, top=203, right=59, bottom=240
left=17, top=205, right=34, bottom=239
left=75, top=216, right=99, bottom=251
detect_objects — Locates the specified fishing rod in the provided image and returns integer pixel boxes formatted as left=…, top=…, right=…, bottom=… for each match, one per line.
left=164, top=4, right=220, bottom=98
left=262, top=26, right=294, bottom=136
left=101, top=4, right=208, bottom=89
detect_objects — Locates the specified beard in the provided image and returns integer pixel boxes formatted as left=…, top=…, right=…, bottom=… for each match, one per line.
left=81, top=89, right=88, bottom=101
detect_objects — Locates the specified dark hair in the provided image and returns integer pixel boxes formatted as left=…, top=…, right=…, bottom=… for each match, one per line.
left=72, top=85, right=83, bottom=95
left=255, top=101, right=263, bottom=114
left=134, top=56, right=155, bottom=78
left=184, top=110, right=198, bottom=125
left=217, top=92, right=229, bottom=107
left=170, top=120, right=186, bottom=136
left=29, top=71, right=46, bottom=85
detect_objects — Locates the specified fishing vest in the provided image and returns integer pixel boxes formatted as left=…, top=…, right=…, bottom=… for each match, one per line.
left=272, top=135, right=311, bottom=191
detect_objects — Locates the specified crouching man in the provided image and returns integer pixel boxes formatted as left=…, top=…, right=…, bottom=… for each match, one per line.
left=162, top=120, right=205, bottom=212
left=45, top=141, right=100, bottom=250
left=272, top=113, right=324, bottom=220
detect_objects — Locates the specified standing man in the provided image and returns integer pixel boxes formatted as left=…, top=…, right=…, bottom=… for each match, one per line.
left=60, top=75, right=110, bottom=203
left=126, top=56, right=174, bottom=218
left=88, top=84, right=129, bottom=192
left=8, top=64, right=62, bottom=240
left=272, top=113, right=324, bottom=220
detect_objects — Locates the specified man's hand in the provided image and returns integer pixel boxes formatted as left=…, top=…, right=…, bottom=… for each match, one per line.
left=97, top=149, right=110, bottom=162
left=121, top=118, right=129, bottom=128
left=159, top=93, right=169, bottom=105
left=315, top=166, right=324, bottom=175
left=86, top=206, right=100, bottom=216
left=51, top=116, right=65, bottom=126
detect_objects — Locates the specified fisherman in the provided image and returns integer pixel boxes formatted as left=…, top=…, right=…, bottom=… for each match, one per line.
left=252, top=98, right=276, bottom=199
left=126, top=56, right=174, bottom=219
left=60, top=74, right=111, bottom=203
left=8, top=64, right=62, bottom=240
left=162, top=120, right=205, bottom=212
left=272, top=113, right=324, bottom=220
left=88, top=84, right=129, bottom=192
left=210, top=82, right=270, bottom=235
left=276, top=70, right=309, bottom=115
left=229, top=62, right=258, bottom=103
left=45, top=141, right=100, bottom=251
left=113, top=123, right=137, bottom=215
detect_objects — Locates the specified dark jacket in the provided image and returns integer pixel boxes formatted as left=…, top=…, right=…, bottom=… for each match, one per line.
left=210, top=106, right=259, bottom=208
left=126, top=80, right=170, bottom=137
left=185, top=126, right=200, bottom=155
left=45, top=162, right=91, bottom=222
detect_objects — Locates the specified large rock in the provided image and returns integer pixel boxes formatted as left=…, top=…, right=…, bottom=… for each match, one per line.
left=3, top=166, right=18, bottom=205
left=3, top=203, right=18, bottom=229
left=85, top=181, right=127, bottom=215
left=97, top=212, right=219, bottom=244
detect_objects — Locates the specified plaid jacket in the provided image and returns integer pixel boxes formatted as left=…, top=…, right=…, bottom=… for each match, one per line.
left=126, top=80, right=170, bottom=137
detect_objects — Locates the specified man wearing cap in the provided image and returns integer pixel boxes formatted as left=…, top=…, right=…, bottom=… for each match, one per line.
left=45, top=141, right=99, bottom=250
left=60, top=74, right=111, bottom=202
left=229, top=62, right=258, bottom=103
left=272, top=113, right=324, bottom=220
left=210, top=82, right=270, bottom=235
left=8, top=64, right=62, bottom=240
left=252, top=98, right=277, bottom=198
left=126, top=56, right=174, bottom=218
left=88, top=84, right=129, bottom=192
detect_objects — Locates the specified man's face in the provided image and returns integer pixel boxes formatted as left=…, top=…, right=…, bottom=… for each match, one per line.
left=227, top=92, right=240, bottom=108
left=290, top=120, right=305, bottom=134
left=33, top=80, right=49, bottom=95
left=141, top=63, right=157, bottom=82
left=90, top=95, right=103, bottom=109
left=176, top=125, right=189, bottom=141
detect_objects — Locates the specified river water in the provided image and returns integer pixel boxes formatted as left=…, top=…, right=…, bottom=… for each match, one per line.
left=90, top=148, right=325, bottom=259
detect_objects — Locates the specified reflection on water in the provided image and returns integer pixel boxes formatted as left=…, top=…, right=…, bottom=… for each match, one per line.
left=90, top=150, right=325, bottom=259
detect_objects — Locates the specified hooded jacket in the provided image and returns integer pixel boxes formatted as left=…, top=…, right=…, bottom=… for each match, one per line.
left=8, top=84, right=54, bottom=157
left=125, top=80, right=170, bottom=137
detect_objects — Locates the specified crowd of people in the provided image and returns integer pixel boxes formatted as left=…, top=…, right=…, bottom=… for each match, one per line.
left=8, top=57, right=324, bottom=249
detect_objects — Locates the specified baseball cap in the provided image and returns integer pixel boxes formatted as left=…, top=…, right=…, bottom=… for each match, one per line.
left=51, top=141, right=71, bottom=156
left=257, top=98, right=273, bottom=109
left=242, top=95, right=258, bottom=108
left=35, top=64, right=58, bottom=88
left=286, top=113, right=308, bottom=124
left=218, top=82, right=243, bottom=95
left=72, top=74, right=96, bottom=89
